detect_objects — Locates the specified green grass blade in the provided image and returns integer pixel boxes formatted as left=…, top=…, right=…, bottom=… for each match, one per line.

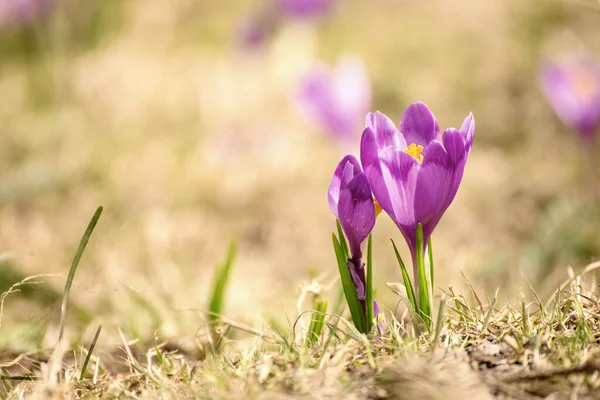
left=306, top=302, right=318, bottom=345
left=79, top=325, right=102, bottom=381
left=391, top=239, right=417, bottom=313
left=305, top=298, right=328, bottom=346
left=0, top=375, right=39, bottom=381
left=365, top=234, right=374, bottom=333
left=313, top=299, right=328, bottom=340
left=332, top=234, right=366, bottom=333
left=431, top=296, right=445, bottom=350
left=480, top=287, right=499, bottom=335
left=208, top=241, right=237, bottom=322
left=0, top=368, right=14, bottom=391
left=59, top=205, right=103, bottom=343
left=416, top=223, right=431, bottom=331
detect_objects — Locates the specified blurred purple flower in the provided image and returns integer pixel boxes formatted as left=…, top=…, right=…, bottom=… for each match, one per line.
left=279, top=0, right=334, bottom=19
left=0, top=0, right=53, bottom=28
left=541, top=56, right=600, bottom=139
left=328, top=154, right=377, bottom=312
left=360, top=102, right=475, bottom=274
left=235, top=15, right=273, bottom=51
left=299, top=57, right=371, bottom=147
left=236, top=0, right=334, bottom=53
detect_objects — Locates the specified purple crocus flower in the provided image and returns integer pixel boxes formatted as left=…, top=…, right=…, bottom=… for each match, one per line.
left=0, top=0, right=53, bottom=29
left=360, top=102, right=475, bottom=282
left=299, top=57, right=371, bottom=149
left=278, top=0, right=334, bottom=19
left=540, top=56, right=600, bottom=139
left=328, top=154, right=376, bottom=309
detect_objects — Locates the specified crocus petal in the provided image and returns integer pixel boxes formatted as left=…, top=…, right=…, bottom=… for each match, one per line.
left=361, top=127, right=394, bottom=215
left=380, top=148, right=420, bottom=229
left=365, top=111, right=406, bottom=151
left=338, top=173, right=376, bottom=258
left=348, top=261, right=365, bottom=300
left=328, top=155, right=361, bottom=218
left=414, top=141, right=453, bottom=242
left=442, top=128, right=467, bottom=168
left=399, top=102, right=440, bottom=146
left=459, top=113, right=475, bottom=151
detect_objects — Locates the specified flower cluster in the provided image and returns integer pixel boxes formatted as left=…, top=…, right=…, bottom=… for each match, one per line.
left=329, top=102, right=475, bottom=331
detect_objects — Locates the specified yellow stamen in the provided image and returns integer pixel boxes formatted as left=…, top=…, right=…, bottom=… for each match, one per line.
left=374, top=198, right=383, bottom=216
left=403, top=143, right=424, bottom=163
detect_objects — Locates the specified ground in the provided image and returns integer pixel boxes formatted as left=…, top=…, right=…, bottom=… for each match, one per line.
left=3, top=263, right=600, bottom=398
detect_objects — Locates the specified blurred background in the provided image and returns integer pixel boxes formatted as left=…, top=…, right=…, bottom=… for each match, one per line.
left=1, top=0, right=600, bottom=349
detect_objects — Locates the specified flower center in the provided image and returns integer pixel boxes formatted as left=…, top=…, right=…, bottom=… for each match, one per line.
left=374, top=198, right=383, bottom=216
left=572, top=67, right=599, bottom=101
left=403, top=143, right=424, bottom=163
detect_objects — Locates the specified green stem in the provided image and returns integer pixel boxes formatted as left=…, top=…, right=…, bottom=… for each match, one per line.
left=365, top=235, right=374, bottom=333
left=415, top=224, right=431, bottom=331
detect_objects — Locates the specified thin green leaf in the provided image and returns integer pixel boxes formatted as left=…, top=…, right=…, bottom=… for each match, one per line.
left=79, top=325, right=102, bottom=381
left=431, top=296, right=445, bottom=350
left=313, top=299, right=328, bottom=340
left=59, top=205, right=103, bottom=343
left=416, top=223, right=431, bottom=331
left=332, top=234, right=366, bottom=333
left=0, top=368, right=13, bottom=391
left=208, top=241, right=237, bottom=322
left=427, top=237, right=434, bottom=295
left=520, top=293, right=529, bottom=335
left=0, top=375, right=39, bottom=381
left=336, top=220, right=349, bottom=259
left=391, top=239, right=417, bottom=313
left=155, top=344, right=164, bottom=367
left=306, top=298, right=328, bottom=346
left=480, top=287, right=499, bottom=335
left=365, top=234, right=374, bottom=333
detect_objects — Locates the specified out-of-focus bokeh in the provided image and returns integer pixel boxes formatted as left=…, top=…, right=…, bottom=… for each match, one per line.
left=1, top=0, right=600, bottom=346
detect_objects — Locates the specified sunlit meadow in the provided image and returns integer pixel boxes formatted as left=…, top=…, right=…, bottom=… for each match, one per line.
left=1, top=0, right=600, bottom=398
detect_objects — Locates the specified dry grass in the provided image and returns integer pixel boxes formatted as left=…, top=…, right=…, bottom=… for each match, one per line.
left=2, top=263, right=600, bottom=398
